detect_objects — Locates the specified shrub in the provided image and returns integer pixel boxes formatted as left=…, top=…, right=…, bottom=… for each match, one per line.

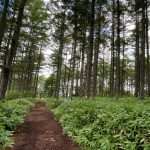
left=0, top=125, right=14, bottom=148
left=45, top=98, right=64, bottom=109
left=6, top=91, right=22, bottom=100
left=0, top=99, right=34, bottom=149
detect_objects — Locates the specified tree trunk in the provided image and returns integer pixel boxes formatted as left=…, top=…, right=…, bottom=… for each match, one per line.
left=85, top=0, right=95, bottom=99
left=0, top=0, right=9, bottom=48
left=139, top=1, right=146, bottom=100
left=116, top=0, right=121, bottom=99
left=0, top=0, right=27, bottom=100
left=69, top=7, right=78, bottom=100
left=33, top=45, right=43, bottom=97
left=66, top=61, right=71, bottom=98
left=145, top=0, right=150, bottom=96
left=80, top=29, right=86, bottom=97
left=92, top=8, right=101, bottom=98
left=110, top=0, right=115, bottom=97
left=75, top=61, right=80, bottom=96
left=102, top=49, right=105, bottom=96
left=134, top=11, right=140, bottom=97
left=120, top=12, right=125, bottom=95
left=55, top=14, right=65, bottom=99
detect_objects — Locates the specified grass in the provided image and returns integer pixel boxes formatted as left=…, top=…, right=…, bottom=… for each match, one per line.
left=45, top=97, right=150, bottom=150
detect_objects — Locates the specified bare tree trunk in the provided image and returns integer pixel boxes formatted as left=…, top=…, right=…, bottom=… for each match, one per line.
left=134, top=11, right=140, bottom=97
left=63, top=53, right=67, bottom=97
left=80, top=29, right=86, bottom=97
left=25, top=42, right=34, bottom=95
left=116, top=0, right=121, bottom=99
left=66, top=61, right=71, bottom=98
left=33, top=45, right=43, bottom=97
left=69, top=7, right=78, bottom=100
left=92, top=8, right=101, bottom=98
left=120, top=12, right=125, bottom=95
left=102, top=48, right=105, bottom=96
left=85, top=0, right=95, bottom=99
left=75, top=61, right=80, bottom=96
left=55, top=14, right=65, bottom=99
left=110, top=0, right=115, bottom=97
left=145, top=0, right=150, bottom=96
left=139, top=1, right=146, bottom=100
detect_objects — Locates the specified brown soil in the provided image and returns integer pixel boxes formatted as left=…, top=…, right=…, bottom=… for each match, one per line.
left=7, top=102, right=80, bottom=150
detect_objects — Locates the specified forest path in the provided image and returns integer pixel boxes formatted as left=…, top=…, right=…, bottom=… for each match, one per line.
left=7, top=102, right=79, bottom=150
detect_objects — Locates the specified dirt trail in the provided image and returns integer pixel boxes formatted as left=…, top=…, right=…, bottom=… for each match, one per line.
left=8, top=102, right=80, bottom=150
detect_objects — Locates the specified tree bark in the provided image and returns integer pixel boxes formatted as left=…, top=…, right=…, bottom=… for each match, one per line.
left=80, top=29, right=86, bottom=97
left=0, top=0, right=9, bottom=49
left=120, top=12, right=125, bottom=95
left=134, top=11, right=140, bottom=97
left=139, top=1, right=146, bottom=100
left=69, top=6, right=78, bottom=100
left=85, top=0, right=95, bottom=99
left=33, top=45, right=43, bottom=97
left=0, top=0, right=27, bottom=100
left=116, top=0, right=121, bottom=99
left=110, top=0, right=115, bottom=97
left=92, top=8, right=101, bottom=98
left=55, top=13, right=65, bottom=99
left=145, top=0, right=150, bottom=96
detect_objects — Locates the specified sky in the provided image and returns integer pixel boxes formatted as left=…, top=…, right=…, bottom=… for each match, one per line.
left=44, top=0, right=49, bottom=3
left=39, top=0, right=54, bottom=77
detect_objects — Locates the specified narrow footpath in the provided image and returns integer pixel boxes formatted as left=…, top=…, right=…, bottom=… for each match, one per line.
left=8, top=102, right=79, bottom=150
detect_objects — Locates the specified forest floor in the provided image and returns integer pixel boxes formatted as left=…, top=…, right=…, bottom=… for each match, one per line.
left=7, top=102, right=79, bottom=150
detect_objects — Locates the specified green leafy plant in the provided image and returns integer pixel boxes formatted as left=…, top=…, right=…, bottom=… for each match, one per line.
left=0, top=99, right=34, bottom=149
left=0, top=125, right=14, bottom=149
left=45, top=98, right=64, bottom=109
left=6, top=91, right=22, bottom=100
left=46, top=98, right=150, bottom=150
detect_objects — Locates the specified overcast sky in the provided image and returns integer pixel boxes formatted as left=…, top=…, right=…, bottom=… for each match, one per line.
left=39, top=0, right=54, bottom=77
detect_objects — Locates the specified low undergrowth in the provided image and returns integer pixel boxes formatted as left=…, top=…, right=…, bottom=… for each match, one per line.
left=0, top=98, right=34, bottom=149
left=46, top=98, right=150, bottom=150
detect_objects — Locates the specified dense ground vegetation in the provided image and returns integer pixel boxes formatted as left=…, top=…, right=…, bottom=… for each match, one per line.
left=0, top=99, right=34, bottom=149
left=46, top=98, right=150, bottom=150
